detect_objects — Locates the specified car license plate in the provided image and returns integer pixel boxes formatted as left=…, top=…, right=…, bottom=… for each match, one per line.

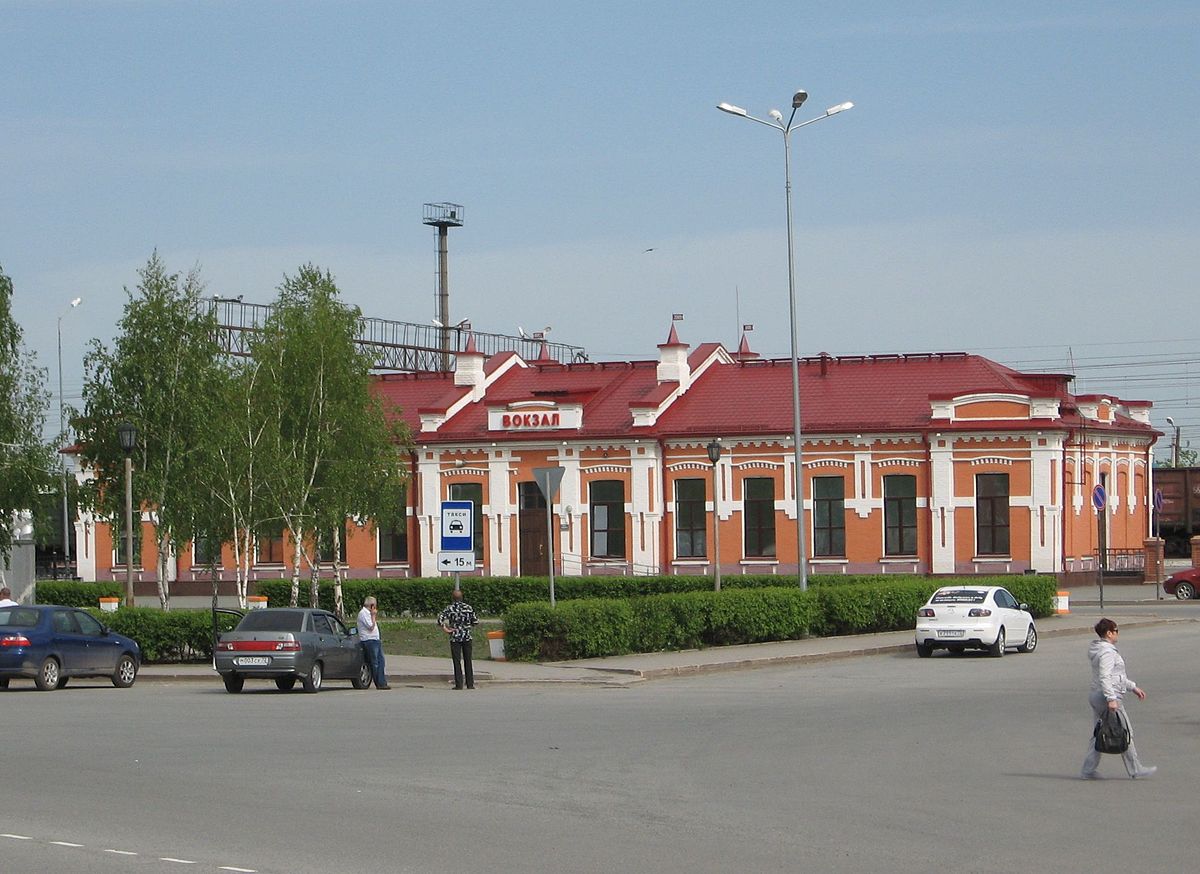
left=936, top=630, right=965, bottom=638
left=236, top=656, right=270, bottom=666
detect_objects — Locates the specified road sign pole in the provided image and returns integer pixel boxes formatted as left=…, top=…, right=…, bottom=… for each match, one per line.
left=547, top=498, right=556, bottom=607
left=533, top=467, right=566, bottom=608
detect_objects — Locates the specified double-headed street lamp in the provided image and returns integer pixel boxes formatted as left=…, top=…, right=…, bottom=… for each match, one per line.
left=57, top=296, right=82, bottom=576
left=707, top=439, right=723, bottom=591
left=117, top=420, right=138, bottom=607
left=717, top=90, right=853, bottom=591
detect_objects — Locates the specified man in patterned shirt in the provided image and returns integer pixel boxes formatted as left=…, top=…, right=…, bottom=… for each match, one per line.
left=438, top=588, right=479, bottom=690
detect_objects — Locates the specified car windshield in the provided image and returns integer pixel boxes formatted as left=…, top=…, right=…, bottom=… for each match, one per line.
left=931, top=590, right=988, bottom=605
left=0, top=607, right=40, bottom=628
left=236, top=610, right=306, bottom=632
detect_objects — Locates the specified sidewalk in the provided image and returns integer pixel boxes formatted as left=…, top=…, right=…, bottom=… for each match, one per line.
left=138, top=602, right=1194, bottom=688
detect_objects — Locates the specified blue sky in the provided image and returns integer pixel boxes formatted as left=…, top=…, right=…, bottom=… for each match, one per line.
left=4, top=1, right=1198, bottom=455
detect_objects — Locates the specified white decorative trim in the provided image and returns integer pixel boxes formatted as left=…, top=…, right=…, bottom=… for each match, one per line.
left=580, top=464, right=632, bottom=474
left=666, top=462, right=713, bottom=472
left=439, top=467, right=489, bottom=478
left=872, top=458, right=922, bottom=468
left=735, top=461, right=783, bottom=471
left=968, top=457, right=1014, bottom=466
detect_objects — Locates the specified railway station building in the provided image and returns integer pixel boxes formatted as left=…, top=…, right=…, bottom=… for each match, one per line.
left=77, top=327, right=1161, bottom=586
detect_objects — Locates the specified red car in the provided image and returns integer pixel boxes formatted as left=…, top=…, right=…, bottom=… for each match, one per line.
left=1164, top=567, right=1200, bottom=600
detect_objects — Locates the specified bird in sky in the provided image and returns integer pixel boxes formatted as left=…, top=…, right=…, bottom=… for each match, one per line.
left=642, top=247, right=656, bottom=253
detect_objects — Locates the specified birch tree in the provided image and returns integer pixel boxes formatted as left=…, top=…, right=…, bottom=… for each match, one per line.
left=252, top=265, right=410, bottom=610
left=0, top=265, right=55, bottom=569
left=75, top=254, right=224, bottom=609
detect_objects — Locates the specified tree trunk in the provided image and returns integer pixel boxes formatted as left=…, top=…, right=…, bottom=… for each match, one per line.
left=308, top=550, right=321, bottom=609
left=156, top=529, right=171, bottom=611
left=289, top=532, right=303, bottom=607
left=332, top=525, right=345, bottom=620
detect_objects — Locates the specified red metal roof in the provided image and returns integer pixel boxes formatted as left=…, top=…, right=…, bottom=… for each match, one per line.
left=371, top=346, right=1154, bottom=443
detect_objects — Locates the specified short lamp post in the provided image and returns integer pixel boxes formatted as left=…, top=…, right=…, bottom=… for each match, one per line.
left=117, top=420, right=138, bottom=607
left=707, top=439, right=723, bottom=591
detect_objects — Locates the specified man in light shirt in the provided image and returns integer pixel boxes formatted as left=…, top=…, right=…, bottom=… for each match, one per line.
left=0, top=587, right=18, bottom=607
left=356, top=595, right=390, bottom=690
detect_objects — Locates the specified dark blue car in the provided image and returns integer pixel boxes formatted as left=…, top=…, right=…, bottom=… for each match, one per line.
left=0, top=605, right=141, bottom=691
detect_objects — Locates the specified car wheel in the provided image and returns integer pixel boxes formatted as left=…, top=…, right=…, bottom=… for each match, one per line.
left=56, top=675, right=70, bottom=689
left=1017, top=624, right=1038, bottom=653
left=989, top=627, right=1006, bottom=658
left=222, top=673, right=245, bottom=694
left=35, top=657, right=61, bottom=691
left=916, top=642, right=934, bottom=658
left=0, top=679, right=8, bottom=689
left=301, top=661, right=323, bottom=693
left=1175, top=581, right=1195, bottom=600
left=275, top=676, right=297, bottom=692
left=352, top=661, right=372, bottom=689
left=112, top=653, right=138, bottom=688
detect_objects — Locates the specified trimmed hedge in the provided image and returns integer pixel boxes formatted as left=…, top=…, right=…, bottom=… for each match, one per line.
left=78, top=607, right=240, bottom=663
left=36, top=580, right=124, bottom=607
left=502, top=576, right=1058, bottom=661
left=254, top=573, right=1045, bottom=617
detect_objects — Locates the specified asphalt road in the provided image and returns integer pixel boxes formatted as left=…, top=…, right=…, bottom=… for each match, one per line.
left=2, top=622, right=1197, bottom=874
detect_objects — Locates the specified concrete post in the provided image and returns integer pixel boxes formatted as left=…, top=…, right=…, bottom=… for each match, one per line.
left=1191, top=535, right=1200, bottom=569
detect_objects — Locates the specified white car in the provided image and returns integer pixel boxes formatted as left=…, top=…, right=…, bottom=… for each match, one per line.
left=914, top=586, right=1037, bottom=658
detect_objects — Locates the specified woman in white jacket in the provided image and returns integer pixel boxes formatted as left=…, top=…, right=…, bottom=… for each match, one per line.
left=1081, top=618, right=1155, bottom=779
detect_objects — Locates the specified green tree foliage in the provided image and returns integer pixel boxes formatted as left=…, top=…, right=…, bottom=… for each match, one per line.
left=75, top=254, right=224, bottom=608
left=0, top=265, right=56, bottom=564
left=251, top=265, right=411, bottom=613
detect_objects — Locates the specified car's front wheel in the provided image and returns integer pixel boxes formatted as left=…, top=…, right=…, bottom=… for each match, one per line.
left=352, top=661, right=372, bottom=689
left=222, top=673, right=245, bottom=693
left=1175, top=581, right=1196, bottom=600
left=275, top=676, right=297, bottom=692
left=301, top=661, right=323, bottom=693
left=989, top=627, right=1006, bottom=658
left=55, top=675, right=70, bottom=689
left=35, top=657, right=61, bottom=691
left=1017, top=624, right=1038, bottom=653
left=112, top=653, right=138, bottom=688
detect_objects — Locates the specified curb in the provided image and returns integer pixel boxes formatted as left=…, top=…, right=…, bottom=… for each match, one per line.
left=131, top=617, right=1193, bottom=686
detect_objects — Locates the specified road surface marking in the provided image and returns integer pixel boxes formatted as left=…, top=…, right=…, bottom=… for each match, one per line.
left=50, top=841, right=85, bottom=847
left=105, top=849, right=139, bottom=856
left=219, top=867, right=258, bottom=872
left=1, top=834, right=33, bottom=840
left=160, top=858, right=198, bottom=864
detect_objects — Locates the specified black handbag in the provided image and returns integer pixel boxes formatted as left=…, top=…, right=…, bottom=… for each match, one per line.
left=1094, top=707, right=1130, bottom=754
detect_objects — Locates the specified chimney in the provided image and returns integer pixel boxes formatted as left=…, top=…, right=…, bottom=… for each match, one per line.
left=453, top=332, right=485, bottom=391
left=657, top=323, right=690, bottom=387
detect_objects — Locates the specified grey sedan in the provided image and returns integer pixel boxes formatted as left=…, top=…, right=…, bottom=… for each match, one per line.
left=214, top=608, right=372, bottom=693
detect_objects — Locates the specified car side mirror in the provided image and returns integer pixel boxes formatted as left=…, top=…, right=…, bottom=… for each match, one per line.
left=349, top=627, right=359, bottom=636
left=1019, top=603, right=1029, bottom=611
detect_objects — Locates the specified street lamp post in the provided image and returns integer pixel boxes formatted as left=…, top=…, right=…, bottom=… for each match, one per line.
left=1165, top=416, right=1181, bottom=467
left=57, top=297, right=82, bottom=577
left=117, top=420, right=138, bottom=607
left=717, top=90, right=853, bottom=590
left=707, top=439, right=723, bottom=591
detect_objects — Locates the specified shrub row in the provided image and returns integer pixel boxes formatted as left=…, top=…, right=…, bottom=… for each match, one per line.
left=502, top=576, right=1058, bottom=661
left=36, top=580, right=124, bottom=607
left=39, top=573, right=1057, bottom=621
left=81, top=607, right=240, bottom=663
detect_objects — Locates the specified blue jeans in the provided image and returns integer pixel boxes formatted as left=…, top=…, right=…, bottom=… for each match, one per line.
left=362, top=639, right=387, bottom=688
